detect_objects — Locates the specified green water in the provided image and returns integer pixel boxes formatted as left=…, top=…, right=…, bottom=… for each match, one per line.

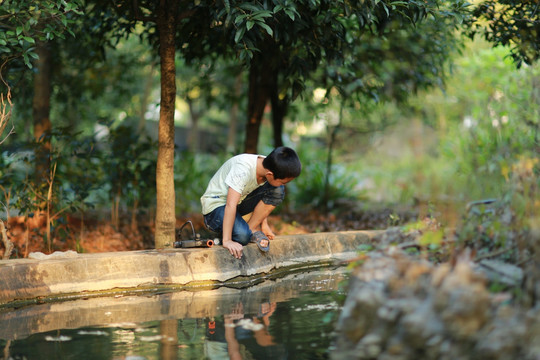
left=1, top=268, right=348, bottom=360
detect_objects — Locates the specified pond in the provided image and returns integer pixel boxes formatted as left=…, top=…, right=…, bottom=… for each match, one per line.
left=0, top=267, right=349, bottom=360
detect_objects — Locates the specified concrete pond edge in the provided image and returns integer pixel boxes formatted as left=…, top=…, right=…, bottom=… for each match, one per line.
left=0, top=230, right=382, bottom=309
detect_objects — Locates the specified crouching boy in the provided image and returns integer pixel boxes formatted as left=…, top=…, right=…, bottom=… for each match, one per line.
left=200, top=147, right=301, bottom=259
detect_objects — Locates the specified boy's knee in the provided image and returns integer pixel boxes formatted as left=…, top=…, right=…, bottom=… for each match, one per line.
left=234, top=231, right=251, bottom=246
left=262, top=185, right=285, bottom=207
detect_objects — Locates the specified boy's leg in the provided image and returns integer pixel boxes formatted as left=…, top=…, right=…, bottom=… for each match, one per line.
left=204, top=185, right=285, bottom=247
left=237, top=183, right=285, bottom=217
left=238, top=184, right=285, bottom=246
left=246, top=202, right=276, bottom=245
left=203, top=206, right=252, bottom=245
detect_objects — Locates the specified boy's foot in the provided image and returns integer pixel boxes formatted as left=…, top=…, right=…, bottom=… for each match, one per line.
left=250, top=231, right=270, bottom=252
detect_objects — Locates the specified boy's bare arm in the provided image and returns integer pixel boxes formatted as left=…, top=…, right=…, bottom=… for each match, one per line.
left=223, top=187, right=243, bottom=259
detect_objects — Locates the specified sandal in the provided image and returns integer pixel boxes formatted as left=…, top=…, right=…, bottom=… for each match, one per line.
left=250, top=231, right=270, bottom=252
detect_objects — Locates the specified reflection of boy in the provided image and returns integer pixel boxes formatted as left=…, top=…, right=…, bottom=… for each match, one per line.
left=251, top=302, right=277, bottom=347
left=201, top=147, right=301, bottom=259
left=205, top=303, right=247, bottom=360
left=204, top=302, right=285, bottom=360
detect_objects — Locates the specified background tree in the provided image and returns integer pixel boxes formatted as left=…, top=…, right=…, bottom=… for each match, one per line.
left=0, top=0, right=83, bottom=257
left=5, top=1, right=147, bottom=250
left=0, top=0, right=82, bottom=142
left=176, top=58, right=245, bottom=153
left=178, top=0, right=468, bottom=153
left=466, top=0, right=540, bottom=307
left=467, top=0, right=540, bottom=67
left=290, top=1, right=466, bottom=212
left=85, top=0, right=204, bottom=248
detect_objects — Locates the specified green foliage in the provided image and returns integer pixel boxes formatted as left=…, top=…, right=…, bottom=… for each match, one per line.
left=0, top=127, right=101, bottom=248
left=0, top=0, right=83, bottom=69
left=467, top=0, right=540, bottom=67
left=352, top=43, right=539, bottom=208
left=434, top=45, right=539, bottom=200
left=456, top=200, right=510, bottom=255
left=343, top=40, right=539, bottom=261
left=324, top=0, right=467, bottom=105
left=1, top=0, right=536, bottom=257
left=289, top=142, right=366, bottom=211
left=47, top=128, right=103, bottom=213
left=174, top=152, right=225, bottom=214
left=7, top=31, right=156, bottom=142
left=175, top=0, right=469, bottom=121
left=0, top=122, right=161, bottom=245
left=103, top=124, right=157, bottom=214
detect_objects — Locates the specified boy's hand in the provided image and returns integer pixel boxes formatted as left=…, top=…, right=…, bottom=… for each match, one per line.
left=223, top=240, right=243, bottom=259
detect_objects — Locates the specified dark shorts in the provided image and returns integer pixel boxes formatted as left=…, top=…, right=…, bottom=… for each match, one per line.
left=203, top=183, right=285, bottom=245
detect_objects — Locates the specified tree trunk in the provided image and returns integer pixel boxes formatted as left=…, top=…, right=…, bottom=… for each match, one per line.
left=155, top=1, right=178, bottom=249
left=0, top=220, right=13, bottom=260
left=270, top=76, right=287, bottom=148
left=244, top=55, right=271, bottom=154
left=159, top=319, right=178, bottom=359
left=226, top=74, right=242, bottom=153
left=33, top=41, right=52, bottom=185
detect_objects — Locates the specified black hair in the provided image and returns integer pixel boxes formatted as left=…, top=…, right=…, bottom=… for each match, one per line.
left=262, top=146, right=302, bottom=179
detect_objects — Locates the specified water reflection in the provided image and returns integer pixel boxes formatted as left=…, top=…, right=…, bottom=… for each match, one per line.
left=0, top=267, right=348, bottom=359
left=204, top=301, right=285, bottom=359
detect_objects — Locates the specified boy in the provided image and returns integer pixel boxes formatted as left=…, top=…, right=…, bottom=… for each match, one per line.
left=201, top=147, right=301, bottom=259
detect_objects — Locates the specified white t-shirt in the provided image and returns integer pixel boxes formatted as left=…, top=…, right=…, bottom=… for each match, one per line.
left=200, top=154, right=265, bottom=215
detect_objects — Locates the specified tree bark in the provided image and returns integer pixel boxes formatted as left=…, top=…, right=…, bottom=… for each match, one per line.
left=33, top=41, right=52, bottom=185
left=244, top=55, right=271, bottom=154
left=155, top=0, right=178, bottom=248
left=159, top=319, right=179, bottom=359
left=226, top=74, right=242, bottom=153
left=0, top=220, right=13, bottom=260
left=270, top=77, right=287, bottom=148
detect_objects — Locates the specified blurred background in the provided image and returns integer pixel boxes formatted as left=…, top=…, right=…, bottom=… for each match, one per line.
left=0, top=1, right=538, bottom=257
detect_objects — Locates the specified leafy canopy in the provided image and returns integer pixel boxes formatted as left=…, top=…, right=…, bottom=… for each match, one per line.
left=0, top=0, right=83, bottom=69
left=467, top=0, right=540, bottom=67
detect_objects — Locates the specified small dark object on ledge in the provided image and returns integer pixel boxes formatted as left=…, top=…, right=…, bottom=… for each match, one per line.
left=174, top=220, right=217, bottom=248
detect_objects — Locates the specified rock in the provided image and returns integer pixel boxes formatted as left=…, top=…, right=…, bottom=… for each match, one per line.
left=331, top=249, right=540, bottom=360
left=401, top=299, right=444, bottom=349
left=28, top=250, right=79, bottom=260
left=476, top=259, right=523, bottom=287
left=475, top=306, right=527, bottom=359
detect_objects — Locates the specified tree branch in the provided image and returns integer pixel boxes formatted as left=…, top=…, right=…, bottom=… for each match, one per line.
left=130, top=0, right=156, bottom=22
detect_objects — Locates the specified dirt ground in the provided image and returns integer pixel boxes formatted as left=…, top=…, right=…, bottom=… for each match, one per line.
left=1, top=207, right=417, bottom=259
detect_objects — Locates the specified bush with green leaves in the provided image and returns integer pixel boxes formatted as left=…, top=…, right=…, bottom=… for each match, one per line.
left=0, top=127, right=102, bottom=251
left=289, top=142, right=366, bottom=212
left=436, top=48, right=538, bottom=199
left=102, top=123, right=157, bottom=226
left=399, top=43, right=540, bottom=256
left=174, top=151, right=226, bottom=215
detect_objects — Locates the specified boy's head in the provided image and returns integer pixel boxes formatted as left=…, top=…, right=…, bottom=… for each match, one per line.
left=263, top=146, right=302, bottom=180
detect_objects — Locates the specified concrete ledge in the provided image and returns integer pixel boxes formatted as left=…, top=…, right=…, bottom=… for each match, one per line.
left=0, top=230, right=381, bottom=308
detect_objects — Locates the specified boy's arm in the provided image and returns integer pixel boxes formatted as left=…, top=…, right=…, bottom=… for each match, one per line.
left=223, top=187, right=243, bottom=259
